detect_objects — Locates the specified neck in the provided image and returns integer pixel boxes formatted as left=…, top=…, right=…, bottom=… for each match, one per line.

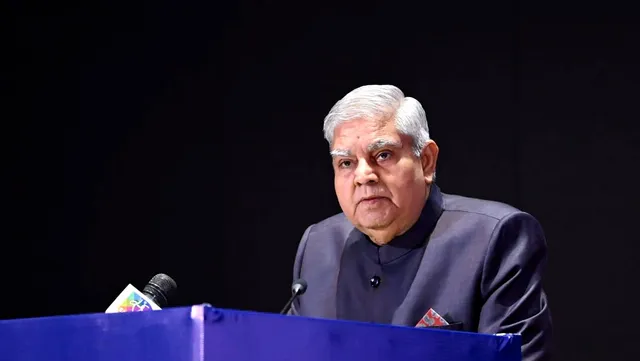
left=366, top=229, right=397, bottom=246
left=362, top=214, right=419, bottom=246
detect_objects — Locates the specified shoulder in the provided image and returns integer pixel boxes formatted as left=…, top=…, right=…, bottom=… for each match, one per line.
left=303, top=212, right=354, bottom=241
left=435, top=190, right=547, bottom=255
left=441, top=192, right=521, bottom=221
left=292, top=212, right=354, bottom=278
left=294, top=212, right=354, bottom=264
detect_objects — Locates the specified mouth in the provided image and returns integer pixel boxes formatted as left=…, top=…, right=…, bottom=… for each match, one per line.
left=359, top=196, right=386, bottom=204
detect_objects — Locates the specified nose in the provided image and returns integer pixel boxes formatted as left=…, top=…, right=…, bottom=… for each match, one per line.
left=354, top=159, right=378, bottom=186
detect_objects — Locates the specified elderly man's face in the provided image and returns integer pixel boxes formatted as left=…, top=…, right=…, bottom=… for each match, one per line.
left=331, top=118, right=437, bottom=245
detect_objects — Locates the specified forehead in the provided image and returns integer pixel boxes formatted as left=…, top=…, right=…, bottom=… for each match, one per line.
left=331, top=118, right=400, bottom=149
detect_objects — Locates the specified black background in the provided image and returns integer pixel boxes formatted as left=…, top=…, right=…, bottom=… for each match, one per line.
left=5, top=1, right=639, bottom=360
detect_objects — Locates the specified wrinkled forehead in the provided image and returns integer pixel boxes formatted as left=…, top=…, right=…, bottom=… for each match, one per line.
left=330, top=138, right=403, bottom=158
left=330, top=119, right=403, bottom=157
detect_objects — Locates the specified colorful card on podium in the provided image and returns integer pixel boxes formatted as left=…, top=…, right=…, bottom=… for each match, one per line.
left=105, top=284, right=162, bottom=313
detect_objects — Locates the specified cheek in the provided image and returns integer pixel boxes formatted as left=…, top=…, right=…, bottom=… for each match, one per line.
left=381, top=166, right=423, bottom=196
left=334, top=177, right=354, bottom=201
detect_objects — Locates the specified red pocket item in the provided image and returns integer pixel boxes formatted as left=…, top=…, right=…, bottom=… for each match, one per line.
left=416, top=308, right=450, bottom=327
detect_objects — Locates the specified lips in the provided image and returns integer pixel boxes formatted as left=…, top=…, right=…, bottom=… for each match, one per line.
left=359, top=196, right=386, bottom=204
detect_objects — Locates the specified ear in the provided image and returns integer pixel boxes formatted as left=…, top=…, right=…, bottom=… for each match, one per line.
left=420, top=140, right=439, bottom=184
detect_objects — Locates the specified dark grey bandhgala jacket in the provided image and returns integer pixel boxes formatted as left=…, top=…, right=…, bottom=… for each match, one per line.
left=290, top=184, right=552, bottom=361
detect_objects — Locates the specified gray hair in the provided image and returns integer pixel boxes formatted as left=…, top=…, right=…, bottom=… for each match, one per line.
left=322, top=85, right=430, bottom=157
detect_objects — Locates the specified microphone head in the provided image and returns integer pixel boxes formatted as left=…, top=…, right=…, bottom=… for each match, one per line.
left=291, top=279, right=307, bottom=296
left=142, top=273, right=177, bottom=308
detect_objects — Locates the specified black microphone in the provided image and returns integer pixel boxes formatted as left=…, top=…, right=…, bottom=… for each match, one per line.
left=142, top=273, right=178, bottom=308
left=105, top=273, right=178, bottom=313
left=280, top=279, right=307, bottom=315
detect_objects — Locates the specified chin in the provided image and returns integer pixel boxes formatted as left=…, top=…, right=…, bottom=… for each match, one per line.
left=357, top=217, right=394, bottom=230
left=354, top=208, right=395, bottom=227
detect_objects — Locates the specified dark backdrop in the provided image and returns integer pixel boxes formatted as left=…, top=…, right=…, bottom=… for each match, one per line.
left=5, top=1, right=639, bottom=361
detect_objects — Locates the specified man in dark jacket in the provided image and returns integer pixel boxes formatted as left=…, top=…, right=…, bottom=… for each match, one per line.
left=290, top=84, right=552, bottom=361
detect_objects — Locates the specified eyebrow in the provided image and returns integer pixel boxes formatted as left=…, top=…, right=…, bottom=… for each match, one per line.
left=330, top=149, right=351, bottom=158
left=367, top=139, right=402, bottom=153
left=330, top=139, right=402, bottom=158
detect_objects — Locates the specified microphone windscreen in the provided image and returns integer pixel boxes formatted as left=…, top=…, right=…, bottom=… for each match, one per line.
left=142, top=273, right=177, bottom=308
left=291, top=279, right=307, bottom=295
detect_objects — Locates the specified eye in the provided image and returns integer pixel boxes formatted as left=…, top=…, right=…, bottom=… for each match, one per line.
left=376, top=151, right=391, bottom=161
left=338, top=160, right=352, bottom=168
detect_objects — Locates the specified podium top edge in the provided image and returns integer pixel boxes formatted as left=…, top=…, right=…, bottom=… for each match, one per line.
left=0, top=304, right=520, bottom=340
left=189, top=304, right=520, bottom=340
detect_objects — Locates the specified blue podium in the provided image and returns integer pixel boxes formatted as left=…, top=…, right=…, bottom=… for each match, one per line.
left=0, top=305, right=521, bottom=361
